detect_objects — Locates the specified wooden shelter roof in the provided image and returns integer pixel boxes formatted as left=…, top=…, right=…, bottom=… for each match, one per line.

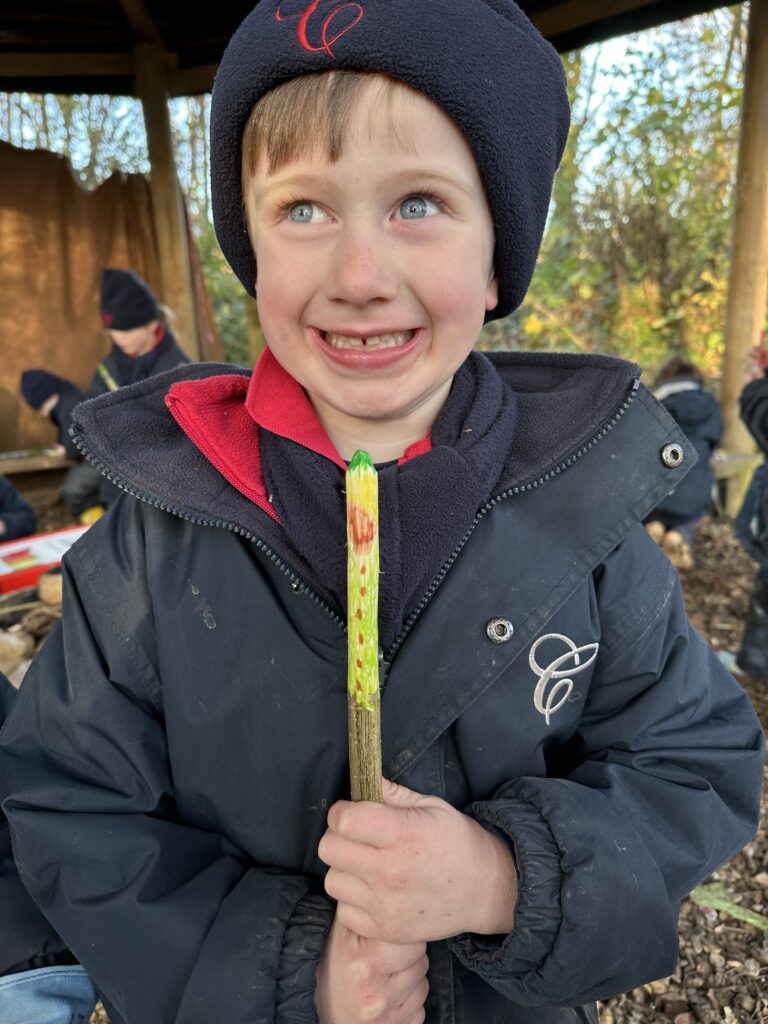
left=1, top=0, right=733, bottom=97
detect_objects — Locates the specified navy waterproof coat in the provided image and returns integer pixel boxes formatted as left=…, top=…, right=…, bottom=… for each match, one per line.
left=0, top=675, right=73, bottom=977
left=0, top=353, right=762, bottom=1024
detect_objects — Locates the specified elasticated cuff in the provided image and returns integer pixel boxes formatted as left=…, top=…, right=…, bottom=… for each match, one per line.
left=451, top=798, right=562, bottom=979
left=275, top=893, right=335, bottom=1024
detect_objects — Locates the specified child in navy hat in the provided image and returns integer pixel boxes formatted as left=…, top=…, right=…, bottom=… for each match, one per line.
left=19, top=271, right=190, bottom=517
left=19, top=369, right=101, bottom=516
left=96, top=268, right=190, bottom=389
left=0, top=5, right=762, bottom=1024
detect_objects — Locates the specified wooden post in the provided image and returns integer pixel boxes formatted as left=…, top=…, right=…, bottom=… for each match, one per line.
left=134, top=43, right=201, bottom=360
left=721, top=0, right=768, bottom=513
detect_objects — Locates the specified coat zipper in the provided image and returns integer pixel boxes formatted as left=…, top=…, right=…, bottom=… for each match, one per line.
left=69, top=430, right=347, bottom=631
left=70, top=380, right=638, bottom=668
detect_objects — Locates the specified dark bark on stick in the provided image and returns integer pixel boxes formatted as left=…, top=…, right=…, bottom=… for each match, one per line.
left=348, top=692, right=382, bottom=803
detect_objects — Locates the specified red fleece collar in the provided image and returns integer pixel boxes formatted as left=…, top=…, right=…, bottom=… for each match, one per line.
left=246, top=349, right=346, bottom=470
left=165, top=348, right=432, bottom=520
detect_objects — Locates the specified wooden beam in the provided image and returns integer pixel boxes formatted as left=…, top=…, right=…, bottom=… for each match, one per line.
left=134, top=43, right=202, bottom=360
left=531, top=0, right=659, bottom=38
left=118, top=0, right=164, bottom=46
left=169, top=63, right=218, bottom=97
left=721, top=0, right=768, bottom=511
left=0, top=53, right=134, bottom=79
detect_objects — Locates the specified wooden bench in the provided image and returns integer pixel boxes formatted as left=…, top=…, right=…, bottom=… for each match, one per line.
left=0, top=449, right=75, bottom=512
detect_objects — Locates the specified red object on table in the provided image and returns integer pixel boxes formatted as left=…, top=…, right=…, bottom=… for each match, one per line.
left=0, top=525, right=88, bottom=594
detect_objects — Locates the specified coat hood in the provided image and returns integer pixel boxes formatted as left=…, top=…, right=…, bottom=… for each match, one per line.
left=71, top=350, right=641, bottom=517
left=654, top=380, right=720, bottom=431
left=70, top=350, right=693, bottom=620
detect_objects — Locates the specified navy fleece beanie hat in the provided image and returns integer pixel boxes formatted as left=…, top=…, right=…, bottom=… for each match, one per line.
left=100, top=269, right=160, bottom=331
left=20, top=370, right=66, bottom=410
left=210, top=0, right=570, bottom=322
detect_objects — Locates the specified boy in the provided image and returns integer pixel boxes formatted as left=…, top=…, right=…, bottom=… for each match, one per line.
left=644, top=356, right=723, bottom=570
left=21, top=269, right=190, bottom=517
left=0, top=4, right=763, bottom=1024
left=20, top=368, right=101, bottom=518
left=735, top=340, right=768, bottom=677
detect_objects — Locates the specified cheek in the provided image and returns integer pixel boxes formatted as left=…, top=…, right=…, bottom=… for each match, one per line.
left=427, top=258, right=491, bottom=329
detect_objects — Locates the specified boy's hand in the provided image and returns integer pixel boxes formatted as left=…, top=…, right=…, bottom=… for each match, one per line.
left=314, top=915, right=429, bottom=1024
left=318, top=779, right=517, bottom=944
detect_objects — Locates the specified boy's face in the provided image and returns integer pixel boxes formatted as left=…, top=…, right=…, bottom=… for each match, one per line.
left=108, top=322, right=159, bottom=358
left=245, top=80, right=498, bottom=430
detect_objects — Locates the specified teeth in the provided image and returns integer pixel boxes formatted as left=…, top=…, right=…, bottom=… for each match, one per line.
left=325, top=331, right=414, bottom=350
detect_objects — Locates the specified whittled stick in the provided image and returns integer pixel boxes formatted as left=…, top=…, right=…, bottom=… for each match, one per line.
left=346, top=450, right=383, bottom=804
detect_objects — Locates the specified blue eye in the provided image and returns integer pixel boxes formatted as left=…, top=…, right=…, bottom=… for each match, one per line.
left=398, top=195, right=437, bottom=220
left=288, top=202, right=325, bottom=223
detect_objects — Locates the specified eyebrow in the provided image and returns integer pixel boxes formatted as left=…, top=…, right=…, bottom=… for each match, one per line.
left=252, top=167, right=477, bottom=203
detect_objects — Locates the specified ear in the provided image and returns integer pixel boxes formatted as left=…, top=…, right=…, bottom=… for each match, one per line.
left=485, top=273, right=499, bottom=312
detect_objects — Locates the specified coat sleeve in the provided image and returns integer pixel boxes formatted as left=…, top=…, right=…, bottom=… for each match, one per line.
left=0, top=673, right=73, bottom=977
left=452, top=526, right=764, bottom=1007
left=51, top=385, right=86, bottom=459
left=740, top=376, right=768, bottom=454
left=0, top=477, right=37, bottom=540
left=0, top=531, right=333, bottom=1024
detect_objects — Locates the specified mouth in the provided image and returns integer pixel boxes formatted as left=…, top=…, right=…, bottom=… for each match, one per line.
left=321, top=329, right=416, bottom=351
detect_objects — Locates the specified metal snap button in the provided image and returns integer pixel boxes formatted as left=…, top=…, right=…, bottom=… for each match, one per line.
left=661, top=443, right=684, bottom=469
left=486, top=618, right=514, bottom=644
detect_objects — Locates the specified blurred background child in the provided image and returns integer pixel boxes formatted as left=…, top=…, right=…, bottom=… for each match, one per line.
left=644, top=356, right=723, bottom=569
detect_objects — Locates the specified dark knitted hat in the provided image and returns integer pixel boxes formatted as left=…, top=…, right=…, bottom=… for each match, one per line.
left=210, top=0, right=570, bottom=322
left=100, top=269, right=160, bottom=331
left=20, top=370, right=66, bottom=409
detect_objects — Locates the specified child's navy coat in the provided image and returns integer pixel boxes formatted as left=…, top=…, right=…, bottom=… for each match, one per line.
left=0, top=353, right=762, bottom=1024
left=647, top=377, right=722, bottom=527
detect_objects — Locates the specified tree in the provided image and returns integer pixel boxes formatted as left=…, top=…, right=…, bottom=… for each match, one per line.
left=482, top=5, right=747, bottom=381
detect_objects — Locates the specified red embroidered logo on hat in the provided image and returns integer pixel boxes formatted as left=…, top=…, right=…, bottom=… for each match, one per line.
left=276, top=0, right=364, bottom=59
left=102, top=312, right=114, bottom=327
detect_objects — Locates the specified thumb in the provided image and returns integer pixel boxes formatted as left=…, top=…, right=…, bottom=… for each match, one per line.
left=381, top=778, right=438, bottom=809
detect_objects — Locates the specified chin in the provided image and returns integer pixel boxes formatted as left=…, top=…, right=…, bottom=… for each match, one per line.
left=338, top=399, right=410, bottom=422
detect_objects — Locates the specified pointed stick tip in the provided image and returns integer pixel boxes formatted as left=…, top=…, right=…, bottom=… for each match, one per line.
left=348, top=450, right=375, bottom=473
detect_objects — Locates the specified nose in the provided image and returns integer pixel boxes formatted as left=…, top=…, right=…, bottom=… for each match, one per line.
left=325, top=223, right=398, bottom=307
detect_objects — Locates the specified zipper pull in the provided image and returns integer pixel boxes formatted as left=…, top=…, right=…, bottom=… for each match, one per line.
left=378, top=648, right=391, bottom=691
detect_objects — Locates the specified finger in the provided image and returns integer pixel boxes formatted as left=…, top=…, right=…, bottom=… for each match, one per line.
left=405, top=1009, right=426, bottom=1024
left=359, top=938, right=427, bottom=976
left=335, top=900, right=380, bottom=940
left=327, top=800, right=401, bottom=848
left=318, top=831, right=381, bottom=877
left=396, top=976, right=429, bottom=1020
left=381, top=778, right=430, bottom=808
left=324, top=866, right=372, bottom=909
left=385, top=956, right=430, bottom=1005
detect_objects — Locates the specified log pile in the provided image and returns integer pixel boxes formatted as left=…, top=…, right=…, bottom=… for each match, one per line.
left=0, top=568, right=62, bottom=687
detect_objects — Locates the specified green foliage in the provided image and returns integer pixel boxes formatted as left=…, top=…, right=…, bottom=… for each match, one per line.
left=480, top=5, right=746, bottom=383
left=193, top=222, right=251, bottom=365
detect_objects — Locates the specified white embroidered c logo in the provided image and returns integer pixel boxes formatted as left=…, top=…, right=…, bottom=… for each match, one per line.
left=529, top=633, right=599, bottom=725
